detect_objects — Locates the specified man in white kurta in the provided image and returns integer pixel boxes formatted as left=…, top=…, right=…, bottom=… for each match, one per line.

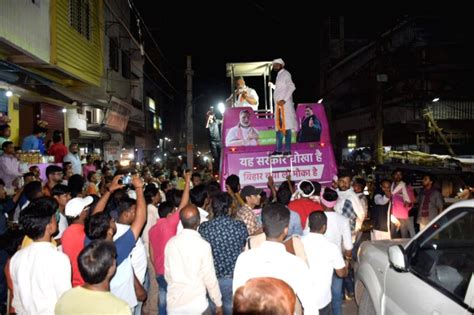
left=226, top=77, right=259, bottom=111
left=270, top=58, right=297, bottom=156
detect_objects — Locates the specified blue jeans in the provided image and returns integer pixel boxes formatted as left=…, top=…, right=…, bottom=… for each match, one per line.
left=157, top=275, right=167, bottom=315
left=343, top=266, right=355, bottom=296
left=209, top=278, right=233, bottom=315
left=331, top=273, right=343, bottom=315
left=276, top=130, right=292, bottom=152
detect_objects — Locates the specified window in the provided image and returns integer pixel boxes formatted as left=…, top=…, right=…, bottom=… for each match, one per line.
left=121, top=51, right=131, bottom=79
left=69, top=0, right=91, bottom=40
left=86, top=110, right=92, bottom=124
left=153, top=116, right=161, bottom=130
left=148, top=97, right=156, bottom=112
left=109, top=38, right=119, bottom=71
left=347, top=134, right=357, bottom=149
left=409, top=208, right=474, bottom=309
left=147, top=98, right=160, bottom=130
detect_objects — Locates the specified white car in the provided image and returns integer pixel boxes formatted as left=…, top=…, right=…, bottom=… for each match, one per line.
left=355, top=200, right=474, bottom=315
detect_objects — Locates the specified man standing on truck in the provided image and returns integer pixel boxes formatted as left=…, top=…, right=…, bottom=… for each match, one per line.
left=269, top=58, right=297, bottom=157
left=225, top=77, right=259, bottom=112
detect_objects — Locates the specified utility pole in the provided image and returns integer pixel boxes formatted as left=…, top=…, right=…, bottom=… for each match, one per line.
left=185, top=56, right=194, bottom=170
left=375, top=73, right=387, bottom=164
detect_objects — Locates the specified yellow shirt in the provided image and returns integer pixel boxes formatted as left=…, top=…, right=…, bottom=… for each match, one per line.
left=55, top=286, right=131, bottom=315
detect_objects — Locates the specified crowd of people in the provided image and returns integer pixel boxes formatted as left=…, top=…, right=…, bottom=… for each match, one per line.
left=0, top=131, right=455, bottom=315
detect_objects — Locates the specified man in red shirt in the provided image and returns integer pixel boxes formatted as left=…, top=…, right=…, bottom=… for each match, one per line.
left=288, top=180, right=322, bottom=229
left=61, top=175, right=124, bottom=286
left=61, top=196, right=93, bottom=287
left=48, top=132, right=68, bottom=163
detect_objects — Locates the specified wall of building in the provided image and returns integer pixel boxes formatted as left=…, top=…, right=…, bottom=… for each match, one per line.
left=0, top=0, right=51, bottom=63
left=51, top=0, right=104, bottom=86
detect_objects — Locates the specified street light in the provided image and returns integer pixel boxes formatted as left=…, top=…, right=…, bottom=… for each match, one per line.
left=217, top=102, right=225, bottom=114
left=5, top=90, right=12, bottom=98
left=317, top=98, right=324, bottom=103
left=432, top=98, right=440, bottom=102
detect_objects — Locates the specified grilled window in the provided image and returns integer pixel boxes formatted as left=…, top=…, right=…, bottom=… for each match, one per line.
left=69, top=0, right=91, bottom=40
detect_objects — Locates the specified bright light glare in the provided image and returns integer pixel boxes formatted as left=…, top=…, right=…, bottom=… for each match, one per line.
left=120, top=160, right=130, bottom=167
left=432, top=98, right=440, bottom=102
left=317, top=98, right=323, bottom=103
left=217, top=102, right=225, bottom=114
left=5, top=90, right=13, bottom=97
left=62, top=108, right=67, bottom=113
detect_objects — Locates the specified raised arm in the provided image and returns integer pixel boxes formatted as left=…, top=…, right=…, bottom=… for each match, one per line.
left=91, top=175, right=124, bottom=215
left=177, top=171, right=191, bottom=211
left=267, top=176, right=277, bottom=202
left=130, top=175, right=146, bottom=239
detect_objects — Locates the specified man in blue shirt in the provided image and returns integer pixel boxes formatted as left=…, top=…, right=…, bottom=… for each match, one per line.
left=21, top=126, right=47, bottom=153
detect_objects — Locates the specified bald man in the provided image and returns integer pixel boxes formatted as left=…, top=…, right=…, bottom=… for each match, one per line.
left=164, top=205, right=223, bottom=314
left=233, top=277, right=296, bottom=315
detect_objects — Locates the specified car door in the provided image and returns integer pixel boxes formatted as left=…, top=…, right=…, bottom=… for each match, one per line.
left=383, top=207, right=474, bottom=315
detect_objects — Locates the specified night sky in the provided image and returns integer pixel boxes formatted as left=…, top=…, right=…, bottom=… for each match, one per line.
left=134, top=3, right=410, bottom=148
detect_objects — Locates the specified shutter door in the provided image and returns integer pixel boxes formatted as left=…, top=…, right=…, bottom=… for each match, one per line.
left=40, top=103, right=64, bottom=142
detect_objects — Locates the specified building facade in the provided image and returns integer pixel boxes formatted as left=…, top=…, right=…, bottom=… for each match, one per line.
left=320, top=16, right=474, bottom=164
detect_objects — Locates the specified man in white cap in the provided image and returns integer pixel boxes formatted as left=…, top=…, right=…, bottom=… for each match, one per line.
left=62, top=196, right=94, bottom=287
left=269, top=58, right=297, bottom=156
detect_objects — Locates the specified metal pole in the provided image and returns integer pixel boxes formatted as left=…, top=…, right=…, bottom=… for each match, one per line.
left=186, top=56, right=194, bottom=170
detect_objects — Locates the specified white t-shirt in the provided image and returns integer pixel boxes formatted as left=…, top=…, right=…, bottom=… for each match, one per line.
left=55, top=213, right=69, bottom=240
left=324, top=211, right=353, bottom=252
left=114, top=223, right=147, bottom=284
left=303, top=233, right=345, bottom=308
left=10, top=242, right=71, bottom=314
left=142, top=203, right=159, bottom=255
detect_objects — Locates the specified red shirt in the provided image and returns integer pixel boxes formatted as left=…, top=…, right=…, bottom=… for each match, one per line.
left=149, top=211, right=180, bottom=275
left=48, top=143, right=68, bottom=163
left=288, top=198, right=322, bottom=229
left=61, top=223, right=86, bottom=287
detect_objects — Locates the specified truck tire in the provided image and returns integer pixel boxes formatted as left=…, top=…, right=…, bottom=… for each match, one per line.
left=358, top=289, right=376, bottom=315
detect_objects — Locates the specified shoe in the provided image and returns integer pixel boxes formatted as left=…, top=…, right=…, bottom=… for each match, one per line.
left=283, top=151, right=292, bottom=156
left=345, top=293, right=355, bottom=301
left=270, top=151, right=282, bottom=156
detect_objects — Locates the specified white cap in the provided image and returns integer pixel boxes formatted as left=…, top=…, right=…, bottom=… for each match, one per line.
left=272, top=58, right=285, bottom=66
left=65, top=196, right=93, bottom=217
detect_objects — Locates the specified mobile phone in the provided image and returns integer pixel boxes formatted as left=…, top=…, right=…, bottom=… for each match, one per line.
left=122, top=174, right=132, bottom=185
